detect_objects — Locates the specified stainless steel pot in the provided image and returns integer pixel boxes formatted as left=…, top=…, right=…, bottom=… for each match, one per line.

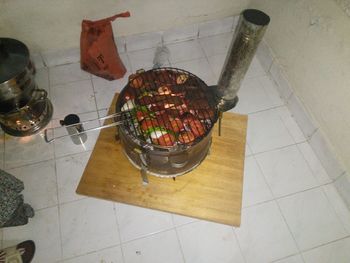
left=0, top=38, right=36, bottom=114
left=0, top=38, right=53, bottom=136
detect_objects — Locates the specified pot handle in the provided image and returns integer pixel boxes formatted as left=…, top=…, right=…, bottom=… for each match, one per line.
left=32, top=89, right=48, bottom=104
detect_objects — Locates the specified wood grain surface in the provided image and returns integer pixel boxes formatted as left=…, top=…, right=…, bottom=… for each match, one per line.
left=76, top=93, right=247, bottom=226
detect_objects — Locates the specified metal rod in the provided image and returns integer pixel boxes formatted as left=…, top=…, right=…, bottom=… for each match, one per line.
left=44, top=111, right=132, bottom=143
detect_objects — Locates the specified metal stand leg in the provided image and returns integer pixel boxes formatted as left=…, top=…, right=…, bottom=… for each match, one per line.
left=140, top=154, right=149, bottom=185
left=218, top=111, right=223, bottom=136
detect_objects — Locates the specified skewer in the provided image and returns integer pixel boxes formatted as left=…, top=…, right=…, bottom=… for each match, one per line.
left=44, top=111, right=132, bottom=143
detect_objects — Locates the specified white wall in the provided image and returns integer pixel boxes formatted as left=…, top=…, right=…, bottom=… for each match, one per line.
left=250, top=0, right=350, bottom=174
left=0, top=0, right=249, bottom=52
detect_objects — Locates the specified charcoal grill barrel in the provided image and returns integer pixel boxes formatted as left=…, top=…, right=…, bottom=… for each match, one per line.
left=217, top=9, right=270, bottom=112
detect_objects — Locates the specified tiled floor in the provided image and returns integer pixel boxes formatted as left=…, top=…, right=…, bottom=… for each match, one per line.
left=1, top=32, right=350, bottom=263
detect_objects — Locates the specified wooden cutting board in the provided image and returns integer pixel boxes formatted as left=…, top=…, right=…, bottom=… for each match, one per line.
left=76, top=93, right=247, bottom=226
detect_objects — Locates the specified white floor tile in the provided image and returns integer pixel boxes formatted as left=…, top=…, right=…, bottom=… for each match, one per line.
left=302, top=237, right=350, bottom=263
left=333, top=173, right=350, bottom=208
left=167, top=39, right=205, bottom=63
left=233, top=77, right=280, bottom=114
left=60, top=198, right=120, bottom=259
left=61, top=245, right=124, bottom=263
left=255, top=145, right=318, bottom=198
left=31, top=53, right=45, bottom=69
left=273, top=254, right=304, bottom=263
left=177, top=221, right=244, bottom=263
left=269, top=61, right=293, bottom=100
left=49, top=62, right=90, bottom=86
left=207, top=53, right=226, bottom=81
left=309, top=130, right=345, bottom=180
left=51, top=79, right=96, bottom=119
left=122, top=229, right=183, bottom=263
left=92, top=74, right=129, bottom=110
left=172, top=58, right=217, bottom=86
left=53, top=111, right=99, bottom=158
left=120, top=53, right=132, bottom=72
left=199, top=32, right=233, bottom=57
left=125, top=32, right=162, bottom=52
left=256, top=40, right=274, bottom=73
left=245, top=143, right=253, bottom=157
left=3, top=206, right=62, bottom=263
left=116, top=36, right=126, bottom=54
left=278, top=188, right=348, bottom=251
left=259, top=75, right=284, bottom=107
left=242, top=156, right=274, bottom=208
left=42, top=47, right=80, bottom=67
left=56, top=151, right=91, bottom=204
left=4, top=27, right=350, bottom=263
left=287, top=94, right=318, bottom=139
left=297, top=142, right=331, bottom=185
left=235, top=201, right=298, bottom=263
left=322, top=184, right=350, bottom=234
left=35, top=68, right=50, bottom=94
left=247, top=108, right=295, bottom=154
left=163, top=24, right=198, bottom=44
left=115, top=203, right=173, bottom=243
left=172, top=214, right=198, bottom=227
left=7, top=160, right=57, bottom=210
left=128, top=48, right=157, bottom=72
left=276, top=106, right=306, bottom=143
left=5, top=132, right=54, bottom=169
left=245, top=57, right=266, bottom=79
left=198, top=16, right=235, bottom=38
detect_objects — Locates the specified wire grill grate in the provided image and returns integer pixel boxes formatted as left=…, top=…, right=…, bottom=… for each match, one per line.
left=116, top=67, right=218, bottom=148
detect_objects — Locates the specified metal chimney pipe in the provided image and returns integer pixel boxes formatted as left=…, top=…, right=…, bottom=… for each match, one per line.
left=216, top=9, right=270, bottom=112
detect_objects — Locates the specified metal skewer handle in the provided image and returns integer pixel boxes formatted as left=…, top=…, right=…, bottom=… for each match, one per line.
left=44, top=111, right=131, bottom=143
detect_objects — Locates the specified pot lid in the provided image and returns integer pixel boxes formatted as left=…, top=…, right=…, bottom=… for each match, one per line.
left=0, top=38, right=30, bottom=84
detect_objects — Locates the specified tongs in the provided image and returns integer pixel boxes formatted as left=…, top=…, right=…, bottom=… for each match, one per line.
left=44, top=111, right=131, bottom=143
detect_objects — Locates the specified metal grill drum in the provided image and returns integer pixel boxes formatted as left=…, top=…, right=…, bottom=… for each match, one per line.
left=115, top=68, right=219, bottom=177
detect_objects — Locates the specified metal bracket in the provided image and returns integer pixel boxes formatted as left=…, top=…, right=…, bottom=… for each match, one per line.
left=139, top=153, right=149, bottom=185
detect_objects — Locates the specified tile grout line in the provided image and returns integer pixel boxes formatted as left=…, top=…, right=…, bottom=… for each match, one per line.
left=50, top=76, right=92, bottom=90
left=171, top=216, right=187, bottom=263
left=319, top=186, right=350, bottom=236
left=299, top=234, right=350, bottom=255
left=230, top=227, right=247, bottom=263
left=270, top=252, right=305, bottom=263
left=295, top=142, right=333, bottom=185
left=4, top=149, right=93, bottom=172
left=89, top=76, right=100, bottom=120
left=58, top=243, right=124, bottom=262
left=49, top=64, right=65, bottom=261
left=112, top=203, right=126, bottom=263
left=260, top=53, right=350, bottom=228
left=252, top=154, right=304, bottom=257
left=254, top=151, right=350, bottom=261
left=120, top=225, right=176, bottom=246
left=251, top=140, right=301, bottom=157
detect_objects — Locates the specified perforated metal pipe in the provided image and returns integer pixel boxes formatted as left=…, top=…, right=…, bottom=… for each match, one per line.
left=217, top=9, right=270, bottom=112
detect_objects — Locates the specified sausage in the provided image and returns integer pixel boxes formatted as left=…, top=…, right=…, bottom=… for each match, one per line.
left=129, top=74, right=143, bottom=89
left=152, top=133, right=176, bottom=147
left=166, top=118, right=184, bottom=133
left=178, top=131, right=195, bottom=144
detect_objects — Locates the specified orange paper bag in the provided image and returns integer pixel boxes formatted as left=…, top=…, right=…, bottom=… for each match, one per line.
left=80, top=11, right=130, bottom=80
